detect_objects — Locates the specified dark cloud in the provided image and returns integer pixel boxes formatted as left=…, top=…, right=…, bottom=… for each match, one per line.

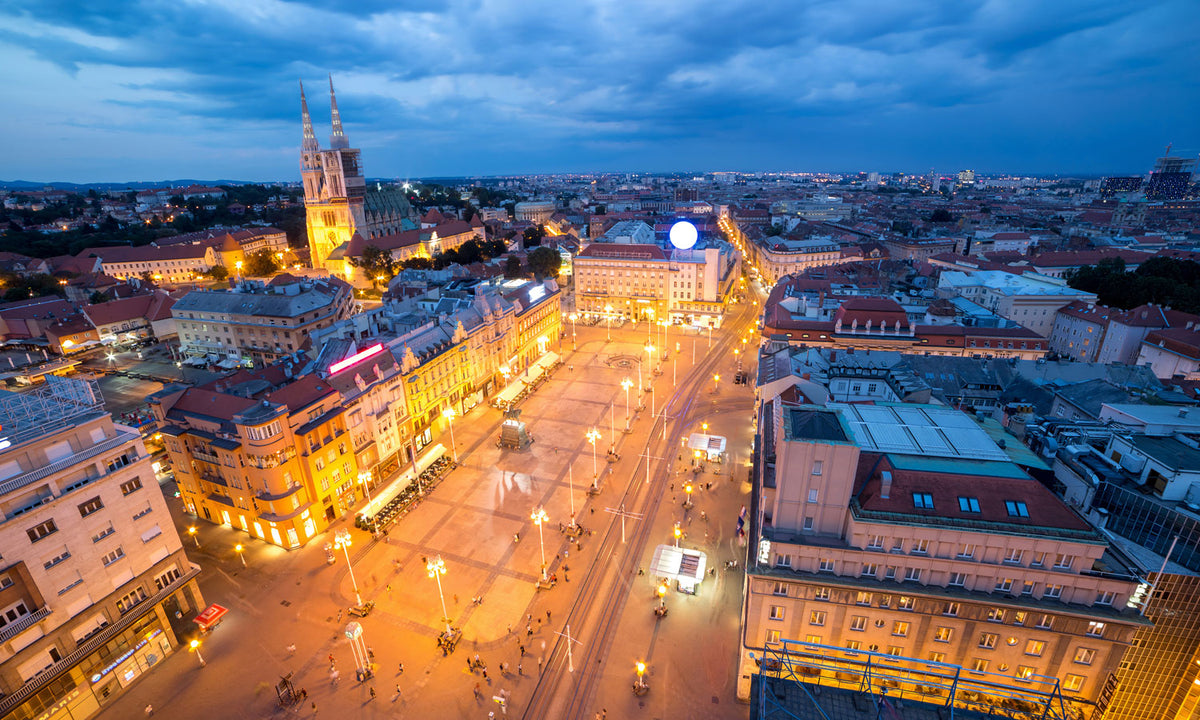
left=1, top=0, right=1196, bottom=181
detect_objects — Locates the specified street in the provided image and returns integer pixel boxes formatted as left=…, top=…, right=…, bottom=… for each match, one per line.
left=98, top=288, right=763, bottom=720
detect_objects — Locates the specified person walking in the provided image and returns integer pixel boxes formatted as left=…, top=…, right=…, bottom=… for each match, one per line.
left=391, top=684, right=402, bottom=702
left=397, top=662, right=404, bottom=674
left=546, top=610, right=551, bottom=622
left=369, top=686, right=376, bottom=700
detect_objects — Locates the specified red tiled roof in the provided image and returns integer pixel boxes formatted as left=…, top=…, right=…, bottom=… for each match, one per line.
left=171, top=388, right=257, bottom=421
left=833, top=297, right=910, bottom=329
left=266, top=374, right=337, bottom=413
left=1143, top=327, right=1200, bottom=360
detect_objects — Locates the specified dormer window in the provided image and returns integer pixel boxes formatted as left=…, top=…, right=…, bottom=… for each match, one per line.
left=958, top=497, right=981, bottom=513
left=912, top=493, right=934, bottom=509
left=1005, top=501, right=1029, bottom=518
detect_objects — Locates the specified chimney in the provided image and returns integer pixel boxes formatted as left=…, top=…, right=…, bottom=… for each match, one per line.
left=880, top=471, right=893, bottom=500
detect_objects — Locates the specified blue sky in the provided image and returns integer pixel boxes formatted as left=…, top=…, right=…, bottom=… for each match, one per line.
left=2, top=0, right=1196, bottom=183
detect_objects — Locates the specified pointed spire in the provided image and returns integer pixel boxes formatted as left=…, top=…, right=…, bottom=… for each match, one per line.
left=300, top=80, right=319, bottom=153
left=329, top=74, right=349, bottom=149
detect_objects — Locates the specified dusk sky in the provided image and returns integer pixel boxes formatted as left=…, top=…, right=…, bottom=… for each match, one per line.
left=3, top=0, right=1197, bottom=184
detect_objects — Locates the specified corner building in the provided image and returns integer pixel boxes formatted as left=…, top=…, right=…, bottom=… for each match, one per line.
left=0, top=377, right=202, bottom=720
left=739, top=402, right=1148, bottom=717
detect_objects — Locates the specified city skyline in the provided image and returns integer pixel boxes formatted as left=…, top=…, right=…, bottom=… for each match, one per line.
left=2, top=0, right=1197, bottom=183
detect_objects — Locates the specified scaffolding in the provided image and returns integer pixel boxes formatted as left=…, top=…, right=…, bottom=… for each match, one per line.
left=756, top=639, right=1082, bottom=720
left=0, top=375, right=104, bottom=447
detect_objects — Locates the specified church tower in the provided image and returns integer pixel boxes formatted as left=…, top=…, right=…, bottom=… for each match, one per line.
left=302, top=77, right=368, bottom=274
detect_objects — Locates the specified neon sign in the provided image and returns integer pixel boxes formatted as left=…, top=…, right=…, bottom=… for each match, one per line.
left=329, top=344, right=385, bottom=375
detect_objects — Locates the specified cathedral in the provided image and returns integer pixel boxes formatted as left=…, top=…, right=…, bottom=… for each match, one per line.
left=300, top=78, right=417, bottom=276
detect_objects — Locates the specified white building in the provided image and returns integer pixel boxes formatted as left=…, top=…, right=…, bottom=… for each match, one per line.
left=937, top=270, right=1097, bottom=337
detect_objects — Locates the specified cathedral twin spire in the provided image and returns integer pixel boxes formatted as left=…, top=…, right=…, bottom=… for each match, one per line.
left=299, top=75, right=349, bottom=152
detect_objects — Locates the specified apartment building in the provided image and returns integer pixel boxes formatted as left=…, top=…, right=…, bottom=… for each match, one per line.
left=151, top=368, right=362, bottom=547
left=739, top=401, right=1148, bottom=715
left=0, top=377, right=202, bottom=720
left=937, top=271, right=1097, bottom=337
left=173, top=276, right=355, bottom=367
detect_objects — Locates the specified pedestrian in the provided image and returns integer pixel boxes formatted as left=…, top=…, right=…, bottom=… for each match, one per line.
left=392, top=684, right=402, bottom=702
left=386, top=584, right=391, bottom=595
left=369, top=686, right=377, bottom=700
left=311, top=701, right=317, bottom=715
left=538, top=656, right=543, bottom=672
left=336, top=609, right=342, bottom=622
left=145, top=705, right=154, bottom=717
left=474, top=652, right=481, bottom=665
left=546, top=610, right=551, bottom=622
left=300, top=688, right=308, bottom=700
left=482, top=669, right=488, bottom=680
left=474, top=682, right=482, bottom=699
left=467, top=658, right=474, bottom=672
left=328, top=653, right=335, bottom=664
left=519, top=644, right=525, bottom=656
left=526, top=624, right=532, bottom=637
left=398, top=662, right=404, bottom=674
left=518, top=662, right=523, bottom=675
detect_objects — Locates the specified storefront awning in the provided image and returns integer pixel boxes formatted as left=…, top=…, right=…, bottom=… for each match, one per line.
left=688, top=433, right=727, bottom=458
left=193, top=603, right=228, bottom=630
left=649, top=544, right=707, bottom=585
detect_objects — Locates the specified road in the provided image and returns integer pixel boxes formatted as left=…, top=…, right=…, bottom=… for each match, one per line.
left=97, top=289, right=763, bottom=720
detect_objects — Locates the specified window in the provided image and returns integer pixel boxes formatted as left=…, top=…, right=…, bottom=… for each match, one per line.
left=971, top=658, right=989, bottom=673
left=803, top=517, right=814, bottom=530
left=995, top=578, right=1014, bottom=593
left=809, top=610, right=826, bottom=626
left=893, top=621, right=910, bottom=637
left=805, top=634, right=823, bottom=648
left=1063, top=674, right=1085, bottom=692
left=845, top=640, right=862, bottom=651
left=1021, top=580, right=1036, bottom=596
left=775, top=554, right=792, bottom=569
left=905, top=568, right=922, bottom=582
left=813, top=587, right=831, bottom=601
left=856, top=592, right=872, bottom=606
left=934, top=627, right=953, bottom=643
left=1086, top=622, right=1106, bottom=638
left=1013, top=611, right=1028, bottom=625
left=27, top=519, right=58, bottom=543
left=911, top=539, right=929, bottom=554
left=1003, top=549, right=1024, bottom=565
left=987, top=607, right=1005, bottom=622
left=944, top=602, right=961, bottom=616
left=958, top=497, right=981, bottom=513
left=1054, top=554, right=1075, bottom=570
left=912, top=492, right=934, bottom=509
left=811, top=460, right=823, bottom=475
left=948, top=572, right=967, bottom=587
left=78, top=496, right=104, bottom=517
left=120, top=477, right=143, bottom=496
left=772, top=582, right=788, bottom=597
left=1074, top=647, right=1095, bottom=665
left=769, top=606, right=785, bottom=621
left=878, top=594, right=892, bottom=608
left=1035, top=614, right=1053, bottom=630
left=808, top=489, right=818, bottom=503
left=979, top=632, right=998, bottom=649
left=867, top=535, right=884, bottom=550
left=887, top=645, right=904, bottom=657
left=155, top=567, right=182, bottom=590
left=1003, top=500, right=1030, bottom=517
left=91, top=524, right=115, bottom=543
left=850, top=615, right=867, bottom=631
left=1014, top=665, right=1036, bottom=682
left=1031, top=552, right=1046, bottom=567
left=1096, top=591, right=1116, bottom=606
left=1025, top=640, right=1046, bottom=657
left=929, top=652, right=946, bottom=663
left=765, top=629, right=781, bottom=644
left=885, top=566, right=897, bottom=580
left=1044, top=584, right=1063, bottom=599
left=957, top=544, right=976, bottom=559
left=101, top=547, right=125, bottom=566
left=898, top=596, right=914, bottom=611
left=43, top=547, right=71, bottom=569
left=116, top=587, right=148, bottom=614
left=819, top=558, right=835, bottom=572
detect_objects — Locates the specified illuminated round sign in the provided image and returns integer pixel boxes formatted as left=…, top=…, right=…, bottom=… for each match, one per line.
left=669, top=220, right=698, bottom=250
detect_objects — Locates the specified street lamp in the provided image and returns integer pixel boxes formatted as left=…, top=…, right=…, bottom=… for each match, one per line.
left=499, top=365, right=511, bottom=386
left=712, top=374, right=720, bottom=394
left=646, top=343, right=656, bottom=377
left=657, top=584, right=667, bottom=610
left=357, top=471, right=373, bottom=507
left=684, top=483, right=694, bottom=509
left=621, top=377, right=633, bottom=425
left=635, top=661, right=648, bottom=692
left=604, top=304, right=613, bottom=342
left=234, top=543, right=246, bottom=567
left=701, top=421, right=709, bottom=434
left=426, top=556, right=453, bottom=633
left=532, top=506, right=550, bottom=582
left=586, top=428, right=602, bottom=488
left=334, top=529, right=362, bottom=606
left=189, top=638, right=206, bottom=667
left=568, top=313, right=578, bottom=349
left=234, top=260, right=243, bottom=281
left=188, top=526, right=199, bottom=548
left=673, top=522, right=682, bottom=548
left=442, top=407, right=458, bottom=463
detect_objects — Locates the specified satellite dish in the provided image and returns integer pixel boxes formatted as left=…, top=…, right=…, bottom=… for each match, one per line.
left=669, top=220, right=698, bottom=250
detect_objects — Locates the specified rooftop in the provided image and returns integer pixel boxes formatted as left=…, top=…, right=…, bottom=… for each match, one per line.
left=831, top=402, right=1011, bottom=462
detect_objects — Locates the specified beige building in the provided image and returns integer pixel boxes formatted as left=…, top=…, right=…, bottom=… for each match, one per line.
left=152, top=369, right=363, bottom=547
left=740, top=401, right=1148, bottom=717
left=172, top=276, right=355, bottom=367
left=0, top=377, right=202, bottom=720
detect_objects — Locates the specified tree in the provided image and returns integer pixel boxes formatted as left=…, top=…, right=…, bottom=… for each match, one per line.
left=207, top=265, right=229, bottom=281
left=523, top=225, right=546, bottom=249
left=928, top=209, right=956, bottom=223
left=88, top=291, right=110, bottom=304
left=504, top=254, right=525, bottom=279
left=353, top=245, right=397, bottom=286
left=526, top=246, right=561, bottom=280
left=244, top=249, right=280, bottom=277
left=764, top=224, right=784, bottom=237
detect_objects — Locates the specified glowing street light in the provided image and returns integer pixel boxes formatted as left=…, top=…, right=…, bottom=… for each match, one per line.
left=426, top=556, right=453, bottom=633
left=712, top=374, right=720, bottom=394
left=334, top=529, right=362, bottom=606
left=635, top=661, right=648, bottom=692
left=604, top=304, right=614, bottom=342
left=684, top=483, right=694, bottom=509
left=189, top=638, right=206, bottom=667
left=234, top=543, right=246, bottom=567
left=188, top=526, right=199, bottom=548
left=621, top=377, right=633, bottom=426
left=701, top=421, right=709, bottom=434
left=586, top=428, right=602, bottom=489
left=568, top=313, right=578, bottom=349
left=357, top=471, right=373, bottom=506
left=499, top=365, right=511, bottom=385
left=656, top=584, right=667, bottom=610
left=531, top=506, right=550, bottom=582
left=673, top=522, right=682, bottom=548
left=442, top=407, right=459, bottom=463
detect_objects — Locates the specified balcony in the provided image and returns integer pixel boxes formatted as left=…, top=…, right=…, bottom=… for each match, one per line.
left=0, top=433, right=140, bottom=497
left=0, top=606, right=51, bottom=644
left=192, top=450, right=221, bottom=465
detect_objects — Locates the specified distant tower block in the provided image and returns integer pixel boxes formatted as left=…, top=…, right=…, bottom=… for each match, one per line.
left=497, top=409, right=534, bottom=450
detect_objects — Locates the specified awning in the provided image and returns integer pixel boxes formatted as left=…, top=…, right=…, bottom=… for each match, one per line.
left=649, top=544, right=707, bottom=584
left=688, top=433, right=727, bottom=458
left=357, top=443, right=447, bottom=519
left=193, top=603, right=228, bottom=630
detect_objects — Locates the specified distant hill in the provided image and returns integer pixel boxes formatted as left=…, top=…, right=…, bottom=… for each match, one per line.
left=0, top=179, right=291, bottom=191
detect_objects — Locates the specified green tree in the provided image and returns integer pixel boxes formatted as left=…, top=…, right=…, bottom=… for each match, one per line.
left=928, top=209, right=955, bottom=223
left=88, top=291, right=110, bottom=304
left=523, top=225, right=546, bottom=248
left=526, top=246, right=561, bottom=280
left=504, top=254, right=525, bottom=279
left=244, top=249, right=279, bottom=277
left=207, top=265, right=229, bottom=281
left=352, top=245, right=397, bottom=286
left=764, top=224, right=784, bottom=237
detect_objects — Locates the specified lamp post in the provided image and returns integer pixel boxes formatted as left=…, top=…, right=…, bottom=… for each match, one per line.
left=188, top=526, right=199, bottom=548
left=235, top=543, right=246, bottom=567
left=190, top=639, right=206, bottom=667
left=646, top=343, right=656, bottom=377
left=532, top=506, right=549, bottom=582
left=712, top=373, right=720, bottom=394
left=621, top=377, right=633, bottom=425
left=426, top=556, right=452, bottom=633
left=568, top=464, right=577, bottom=528
left=334, top=529, right=362, bottom=606
left=645, top=309, right=654, bottom=344
left=673, top=522, right=682, bottom=548
left=657, top=584, right=667, bottom=610
left=684, top=483, right=694, bottom=509
left=568, top=313, right=578, bottom=349
left=635, top=661, right=648, bottom=692
left=499, top=365, right=511, bottom=387
left=604, top=304, right=613, bottom=342
left=235, top=260, right=243, bottom=282
left=442, top=407, right=458, bottom=463
left=701, top=421, right=709, bottom=434
left=586, top=428, right=602, bottom=488
left=357, top=471, right=373, bottom=507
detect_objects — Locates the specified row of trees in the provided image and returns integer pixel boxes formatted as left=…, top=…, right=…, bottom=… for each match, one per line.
left=1067, top=257, right=1200, bottom=314
left=352, top=240, right=561, bottom=287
